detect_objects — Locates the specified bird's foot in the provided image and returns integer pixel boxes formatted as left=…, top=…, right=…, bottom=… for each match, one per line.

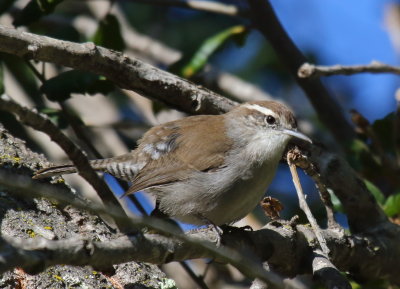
left=205, top=223, right=224, bottom=247
left=195, top=215, right=224, bottom=246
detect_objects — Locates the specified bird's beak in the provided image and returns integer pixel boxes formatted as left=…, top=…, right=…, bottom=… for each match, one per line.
left=281, top=129, right=312, bottom=143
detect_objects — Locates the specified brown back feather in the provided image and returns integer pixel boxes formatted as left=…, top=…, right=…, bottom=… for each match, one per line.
left=124, top=114, right=232, bottom=195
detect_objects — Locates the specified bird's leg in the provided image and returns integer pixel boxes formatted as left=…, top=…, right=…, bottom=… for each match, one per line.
left=196, top=215, right=224, bottom=246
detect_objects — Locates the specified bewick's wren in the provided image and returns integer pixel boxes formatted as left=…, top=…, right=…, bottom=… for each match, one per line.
left=34, top=101, right=311, bottom=226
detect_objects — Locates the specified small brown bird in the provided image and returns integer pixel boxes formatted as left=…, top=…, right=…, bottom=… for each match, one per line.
left=34, top=101, right=311, bottom=226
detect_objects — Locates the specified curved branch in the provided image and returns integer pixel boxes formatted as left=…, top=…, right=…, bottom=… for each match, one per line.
left=0, top=24, right=237, bottom=115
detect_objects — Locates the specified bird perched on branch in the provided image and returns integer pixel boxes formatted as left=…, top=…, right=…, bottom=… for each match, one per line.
left=34, top=101, right=311, bottom=226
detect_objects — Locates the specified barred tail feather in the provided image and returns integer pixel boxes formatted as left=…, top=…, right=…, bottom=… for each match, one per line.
left=33, top=156, right=140, bottom=181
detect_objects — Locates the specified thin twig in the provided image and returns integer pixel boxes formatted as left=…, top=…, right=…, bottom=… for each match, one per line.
left=287, top=146, right=340, bottom=229
left=298, top=61, right=400, bottom=78
left=127, top=0, right=247, bottom=17
left=287, top=155, right=330, bottom=256
left=179, top=261, right=210, bottom=289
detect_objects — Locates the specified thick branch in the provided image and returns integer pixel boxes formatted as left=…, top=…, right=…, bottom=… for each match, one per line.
left=247, top=0, right=355, bottom=144
left=0, top=24, right=236, bottom=115
left=25, top=8, right=272, bottom=103
left=1, top=217, right=400, bottom=285
left=298, top=61, right=400, bottom=78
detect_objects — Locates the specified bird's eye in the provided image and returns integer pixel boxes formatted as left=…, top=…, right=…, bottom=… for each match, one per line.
left=266, top=115, right=276, bottom=125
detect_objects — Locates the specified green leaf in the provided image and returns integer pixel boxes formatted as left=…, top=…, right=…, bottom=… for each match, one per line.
left=384, top=192, right=400, bottom=217
left=91, top=14, right=125, bottom=51
left=181, top=25, right=248, bottom=78
left=364, top=179, right=385, bottom=205
left=329, top=190, right=344, bottom=213
left=13, top=0, right=64, bottom=27
left=40, top=70, right=115, bottom=102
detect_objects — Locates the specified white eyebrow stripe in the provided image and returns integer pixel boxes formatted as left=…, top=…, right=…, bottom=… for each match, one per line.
left=243, top=104, right=276, bottom=117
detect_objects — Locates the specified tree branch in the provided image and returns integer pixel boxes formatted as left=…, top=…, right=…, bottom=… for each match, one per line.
left=25, top=7, right=272, bottom=103
left=298, top=61, right=400, bottom=78
left=1, top=207, right=399, bottom=285
left=286, top=146, right=340, bottom=229
left=0, top=24, right=237, bottom=115
left=287, top=156, right=330, bottom=256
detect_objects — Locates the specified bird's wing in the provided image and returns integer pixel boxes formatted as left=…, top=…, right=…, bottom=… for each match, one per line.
left=123, top=114, right=233, bottom=196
